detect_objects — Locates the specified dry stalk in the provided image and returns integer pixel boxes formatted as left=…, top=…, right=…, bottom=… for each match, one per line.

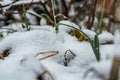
left=0, top=0, right=19, bottom=8
left=37, top=70, right=54, bottom=80
left=47, top=0, right=56, bottom=24
left=55, top=13, right=69, bottom=21
left=71, top=0, right=87, bottom=22
left=35, top=51, right=59, bottom=57
left=39, top=52, right=59, bottom=61
left=64, top=50, right=76, bottom=66
left=109, top=57, right=120, bottom=80
left=87, top=0, right=98, bottom=29
left=35, top=51, right=59, bottom=61
left=61, top=0, right=68, bottom=17
left=98, top=0, right=106, bottom=34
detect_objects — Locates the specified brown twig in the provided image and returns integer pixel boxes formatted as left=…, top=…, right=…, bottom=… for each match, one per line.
left=35, top=51, right=58, bottom=57
left=61, top=0, right=68, bottom=17
left=39, top=52, right=59, bottom=61
left=46, top=0, right=56, bottom=22
left=55, top=13, right=69, bottom=21
left=87, top=0, right=98, bottom=29
left=0, top=0, right=19, bottom=8
left=98, top=0, right=106, bottom=34
left=71, top=0, right=87, bottom=22
left=35, top=51, right=59, bottom=61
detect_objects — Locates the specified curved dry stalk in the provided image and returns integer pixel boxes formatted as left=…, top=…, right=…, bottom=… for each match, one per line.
left=37, top=70, right=54, bottom=80
left=55, top=14, right=69, bottom=20
left=64, top=49, right=76, bottom=66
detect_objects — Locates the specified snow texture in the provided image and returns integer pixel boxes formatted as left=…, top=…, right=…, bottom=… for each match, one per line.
left=0, top=20, right=118, bottom=80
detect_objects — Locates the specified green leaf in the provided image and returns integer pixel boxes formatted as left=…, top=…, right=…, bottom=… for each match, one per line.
left=94, top=35, right=100, bottom=61
left=57, top=23, right=101, bottom=61
left=23, top=4, right=29, bottom=31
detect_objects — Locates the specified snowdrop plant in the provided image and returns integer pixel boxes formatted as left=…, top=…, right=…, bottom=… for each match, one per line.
left=56, top=22, right=100, bottom=61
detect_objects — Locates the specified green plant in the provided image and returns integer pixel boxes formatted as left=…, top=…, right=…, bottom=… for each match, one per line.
left=22, top=4, right=30, bottom=31
left=56, top=23, right=100, bottom=61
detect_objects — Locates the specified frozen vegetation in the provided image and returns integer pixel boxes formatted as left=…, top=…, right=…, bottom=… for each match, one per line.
left=0, top=0, right=120, bottom=80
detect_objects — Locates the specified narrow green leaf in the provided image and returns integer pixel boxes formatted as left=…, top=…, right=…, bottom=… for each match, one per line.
left=23, top=4, right=29, bottom=31
left=94, top=35, right=100, bottom=61
left=57, top=23, right=101, bottom=61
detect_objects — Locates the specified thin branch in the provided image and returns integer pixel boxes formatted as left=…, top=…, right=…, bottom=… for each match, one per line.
left=87, top=0, right=98, bottom=29
left=71, top=0, right=87, bottom=22
left=61, top=0, right=68, bottom=17
left=35, top=51, right=59, bottom=57
left=0, top=0, right=19, bottom=8
left=39, top=52, right=59, bottom=61
left=35, top=51, right=59, bottom=61
left=98, top=0, right=106, bottom=34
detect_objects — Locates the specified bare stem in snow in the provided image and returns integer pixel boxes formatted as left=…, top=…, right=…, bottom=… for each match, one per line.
left=98, top=0, right=106, bottom=34
left=37, top=70, right=54, bottom=80
left=61, top=0, right=68, bottom=17
left=87, top=0, right=97, bottom=29
left=64, top=50, right=76, bottom=66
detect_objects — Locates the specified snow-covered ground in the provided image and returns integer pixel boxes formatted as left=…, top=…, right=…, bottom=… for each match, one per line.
left=0, top=20, right=119, bottom=80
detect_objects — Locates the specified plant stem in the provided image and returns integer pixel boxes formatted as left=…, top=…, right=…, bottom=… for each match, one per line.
left=98, top=0, right=106, bottom=34
left=23, top=4, right=29, bottom=31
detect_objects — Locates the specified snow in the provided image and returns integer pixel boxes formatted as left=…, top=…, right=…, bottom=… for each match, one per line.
left=98, top=31, right=114, bottom=44
left=40, top=18, right=47, bottom=26
left=0, top=56, right=46, bottom=80
left=84, top=60, right=112, bottom=80
left=0, top=20, right=119, bottom=80
left=69, top=5, right=75, bottom=17
left=0, top=0, right=45, bottom=12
